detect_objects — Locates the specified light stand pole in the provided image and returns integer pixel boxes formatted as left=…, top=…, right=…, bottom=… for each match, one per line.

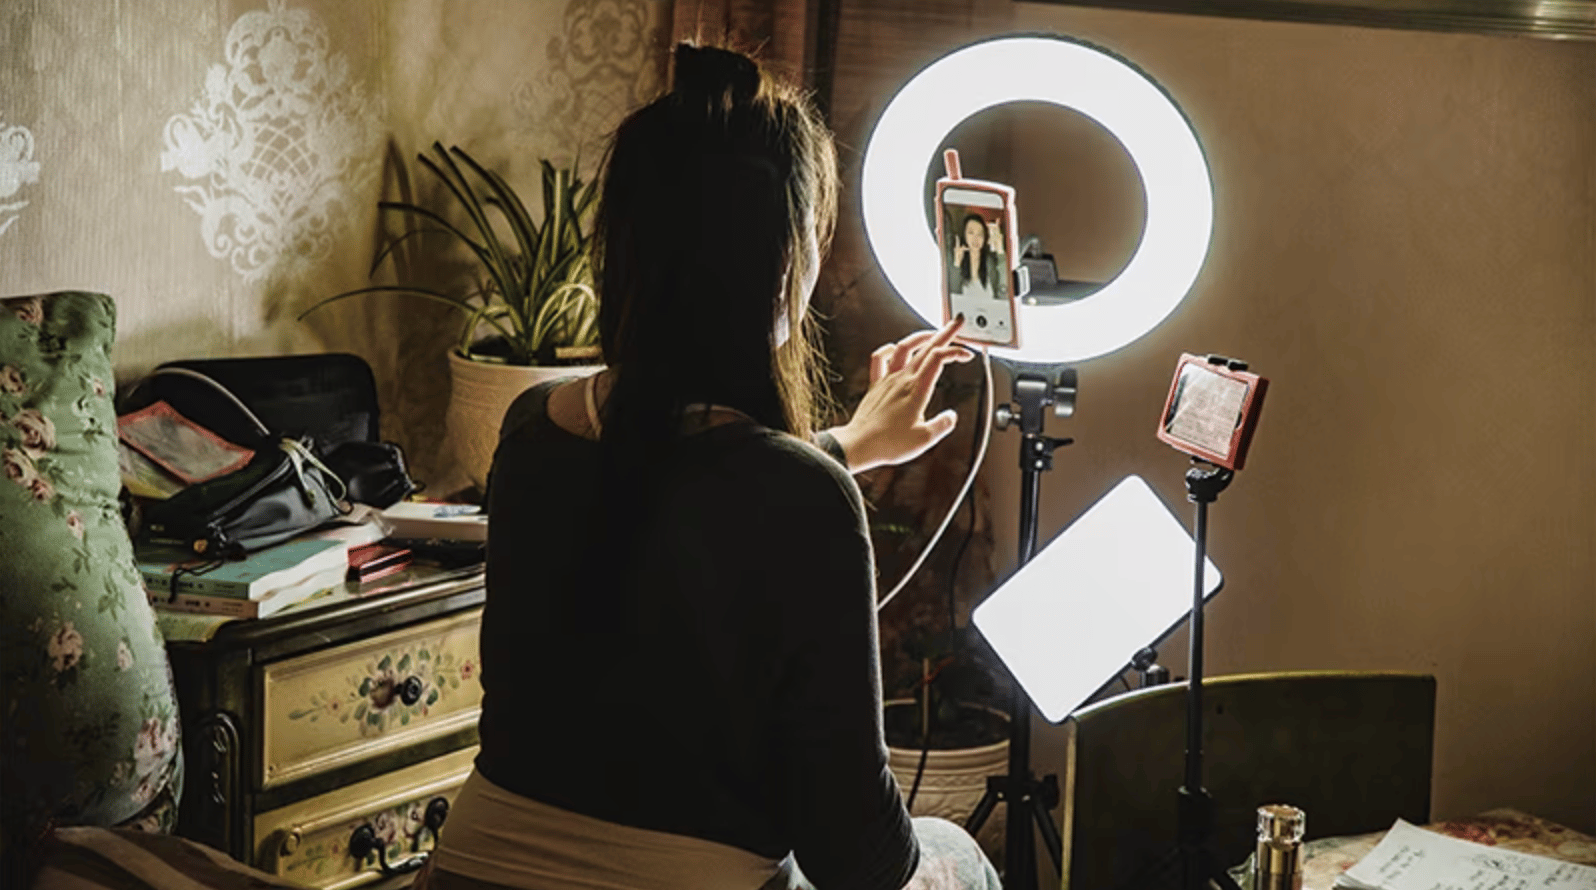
left=964, top=361, right=1075, bottom=890
left=1115, top=460, right=1242, bottom=890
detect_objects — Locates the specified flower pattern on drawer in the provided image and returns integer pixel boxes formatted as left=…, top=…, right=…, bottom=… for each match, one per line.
left=286, top=643, right=477, bottom=737
left=280, top=794, right=441, bottom=883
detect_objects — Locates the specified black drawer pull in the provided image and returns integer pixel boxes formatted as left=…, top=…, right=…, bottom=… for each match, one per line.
left=348, top=795, right=450, bottom=876
left=398, top=675, right=424, bottom=706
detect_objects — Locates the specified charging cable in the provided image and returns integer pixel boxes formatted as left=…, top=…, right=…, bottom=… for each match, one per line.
left=877, top=345, right=994, bottom=612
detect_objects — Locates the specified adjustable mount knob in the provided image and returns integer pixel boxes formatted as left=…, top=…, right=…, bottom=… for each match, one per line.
left=994, top=404, right=1016, bottom=430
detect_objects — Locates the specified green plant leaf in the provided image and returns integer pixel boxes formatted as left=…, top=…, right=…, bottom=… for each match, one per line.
left=432, top=146, right=517, bottom=299
left=458, top=304, right=520, bottom=359
left=302, top=143, right=596, bottom=363
left=296, top=285, right=478, bottom=322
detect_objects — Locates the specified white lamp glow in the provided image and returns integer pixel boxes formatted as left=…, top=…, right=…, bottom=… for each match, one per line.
left=971, top=475, right=1222, bottom=723
left=861, top=35, right=1213, bottom=363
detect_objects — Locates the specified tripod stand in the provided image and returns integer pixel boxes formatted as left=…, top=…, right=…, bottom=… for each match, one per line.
left=1114, top=460, right=1242, bottom=890
left=963, top=361, right=1075, bottom=890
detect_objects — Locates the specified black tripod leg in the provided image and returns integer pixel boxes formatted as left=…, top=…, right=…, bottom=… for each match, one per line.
left=1031, top=796, right=1062, bottom=875
left=1115, top=844, right=1181, bottom=890
left=1197, top=847, right=1244, bottom=890
left=965, top=780, right=1001, bottom=834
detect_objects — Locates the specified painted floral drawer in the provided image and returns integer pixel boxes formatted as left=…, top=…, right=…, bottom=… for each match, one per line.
left=255, top=745, right=477, bottom=890
left=259, top=609, right=482, bottom=788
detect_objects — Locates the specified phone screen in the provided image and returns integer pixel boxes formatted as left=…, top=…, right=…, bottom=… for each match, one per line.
left=940, top=185, right=1017, bottom=346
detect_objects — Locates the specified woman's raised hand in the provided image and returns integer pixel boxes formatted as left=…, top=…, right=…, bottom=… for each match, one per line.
left=825, top=316, right=974, bottom=474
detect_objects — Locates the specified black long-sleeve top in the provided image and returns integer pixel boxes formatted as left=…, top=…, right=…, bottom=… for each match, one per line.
left=475, top=382, right=919, bottom=890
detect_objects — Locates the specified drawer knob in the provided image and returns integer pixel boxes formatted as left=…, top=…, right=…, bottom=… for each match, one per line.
left=348, top=795, right=451, bottom=876
left=399, top=675, right=425, bottom=706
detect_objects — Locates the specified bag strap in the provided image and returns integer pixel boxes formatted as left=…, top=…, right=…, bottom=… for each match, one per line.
left=147, top=366, right=351, bottom=509
left=147, top=366, right=272, bottom=438
left=281, top=437, right=349, bottom=504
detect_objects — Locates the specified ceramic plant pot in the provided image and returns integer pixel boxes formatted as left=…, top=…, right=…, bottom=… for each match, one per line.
left=445, top=352, right=602, bottom=490
left=884, top=698, right=1011, bottom=869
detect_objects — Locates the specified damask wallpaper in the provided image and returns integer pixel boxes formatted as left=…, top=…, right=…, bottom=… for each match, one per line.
left=0, top=0, right=670, bottom=486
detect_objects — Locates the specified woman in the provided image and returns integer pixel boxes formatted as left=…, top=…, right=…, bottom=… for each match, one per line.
left=418, top=43, right=998, bottom=890
left=951, top=213, right=1004, bottom=302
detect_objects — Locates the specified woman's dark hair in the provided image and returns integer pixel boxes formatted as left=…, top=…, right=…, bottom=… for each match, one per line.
left=594, top=42, right=838, bottom=448
left=958, top=212, right=992, bottom=290
left=581, top=42, right=839, bottom=589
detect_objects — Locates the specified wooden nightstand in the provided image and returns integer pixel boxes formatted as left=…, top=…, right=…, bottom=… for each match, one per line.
left=163, top=563, right=486, bottom=889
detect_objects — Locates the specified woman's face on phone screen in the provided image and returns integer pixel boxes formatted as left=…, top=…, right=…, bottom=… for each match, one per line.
left=964, top=217, right=986, bottom=253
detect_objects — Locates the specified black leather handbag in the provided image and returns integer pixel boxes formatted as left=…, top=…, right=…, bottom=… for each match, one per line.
left=142, top=435, right=345, bottom=556
left=127, top=355, right=418, bottom=556
left=135, top=366, right=349, bottom=556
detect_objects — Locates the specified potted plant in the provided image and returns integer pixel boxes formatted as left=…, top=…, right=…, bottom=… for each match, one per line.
left=301, top=141, right=603, bottom=490
left=884, top=625, right=1011, bottom=869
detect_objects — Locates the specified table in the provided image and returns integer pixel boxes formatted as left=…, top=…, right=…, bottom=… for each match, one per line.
left=1300, top=809, right=1596, bottom=889
left=162, top=563, right=486, bottom=889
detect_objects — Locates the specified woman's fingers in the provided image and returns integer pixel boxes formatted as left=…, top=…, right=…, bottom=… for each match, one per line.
left=913, top=345, right=972, bottom=404
left=869, top=343, right=893, bottom=384
left=874, top=316, right=965, bottom=383
left=906, top=317, right=965, bottom=376
left=885, top=330, right=938, bottom=375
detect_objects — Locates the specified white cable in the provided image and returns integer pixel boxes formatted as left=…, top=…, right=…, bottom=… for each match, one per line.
left=148, top=366, right=272, bottom=437
left=877, top=346, right=994, bottom=612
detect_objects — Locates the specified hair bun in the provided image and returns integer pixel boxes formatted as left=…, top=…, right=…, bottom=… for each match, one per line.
left=673, top=43, right=760, bottom=104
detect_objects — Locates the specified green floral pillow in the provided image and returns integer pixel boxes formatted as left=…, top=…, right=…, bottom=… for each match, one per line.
left=0, top=292, right=182, bottom=864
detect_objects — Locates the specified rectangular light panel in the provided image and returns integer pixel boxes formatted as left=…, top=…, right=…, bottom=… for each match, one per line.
left=972, top=475, right=1223, bottom=723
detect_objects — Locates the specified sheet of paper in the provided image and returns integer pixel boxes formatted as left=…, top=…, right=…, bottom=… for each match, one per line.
left=1337, top=819, right=1596, bottom=890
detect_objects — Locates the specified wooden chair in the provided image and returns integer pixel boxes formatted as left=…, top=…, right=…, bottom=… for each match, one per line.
left=1059, top=670, right=1435, bottom=889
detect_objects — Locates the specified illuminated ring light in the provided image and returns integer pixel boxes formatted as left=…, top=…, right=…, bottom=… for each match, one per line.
left=861, top=34, right=1213, bottom=363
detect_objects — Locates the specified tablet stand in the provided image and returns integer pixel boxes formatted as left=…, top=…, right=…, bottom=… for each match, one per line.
left=1113, top=460, right=1242, bottom=890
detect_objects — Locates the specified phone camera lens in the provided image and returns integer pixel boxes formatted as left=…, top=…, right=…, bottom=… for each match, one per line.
left=975, top=315, right=988, bottom=328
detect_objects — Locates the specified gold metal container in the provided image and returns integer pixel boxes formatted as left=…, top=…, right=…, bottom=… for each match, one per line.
left=1254, top=804, right=1306, bottom=890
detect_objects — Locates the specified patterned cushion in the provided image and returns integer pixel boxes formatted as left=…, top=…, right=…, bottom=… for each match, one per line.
left=0, top=293, right=183, bottom=871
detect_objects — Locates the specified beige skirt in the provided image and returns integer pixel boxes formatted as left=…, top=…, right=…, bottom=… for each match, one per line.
left=421, top=770, right=787, bottom=890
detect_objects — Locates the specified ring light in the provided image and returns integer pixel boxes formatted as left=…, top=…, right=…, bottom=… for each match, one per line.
left=861, top=34, right=1213, bottom=363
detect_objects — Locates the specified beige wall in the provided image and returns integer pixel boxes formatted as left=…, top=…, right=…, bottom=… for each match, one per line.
left=0, top=0, right=669, bottom=489
left=989, top=5, right=1595, bottom=834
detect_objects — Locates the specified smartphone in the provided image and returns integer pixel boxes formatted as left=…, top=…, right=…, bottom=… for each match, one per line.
left=936, top=149, right=1023, bottom=348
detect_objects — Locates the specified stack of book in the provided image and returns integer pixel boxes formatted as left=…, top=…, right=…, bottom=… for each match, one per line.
left=138, top=537, right=350, bottom=619
left=138, top=500, right=489, bottom=620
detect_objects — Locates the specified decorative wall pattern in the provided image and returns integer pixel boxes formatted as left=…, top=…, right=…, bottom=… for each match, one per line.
left=0, top=117, right=40, bottom=237
left=510, top=0, right=666, bottom=160
left=159, top=0, right=378, bottom=282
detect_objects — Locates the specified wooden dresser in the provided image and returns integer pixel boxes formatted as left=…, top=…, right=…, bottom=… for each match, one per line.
left=162, top=564, right=486, bottom=889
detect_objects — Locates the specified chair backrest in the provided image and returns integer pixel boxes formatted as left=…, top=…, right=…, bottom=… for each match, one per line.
left=1060, top=670, right=1435, bottom=889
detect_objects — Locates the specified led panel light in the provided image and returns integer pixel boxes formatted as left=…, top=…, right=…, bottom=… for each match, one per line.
left=971, top=475, right=1222, bottom=723
left=861, top=34, right=1213, bottom=363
